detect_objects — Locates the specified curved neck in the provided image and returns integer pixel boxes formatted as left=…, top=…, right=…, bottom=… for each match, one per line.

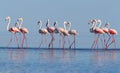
left=6, top=18, right=11, bottom=31
left=39, top=23, right=42, bottom=29
left=97, top=20, right=101, bottom=28
left=46, top=20, right=50, bottom=27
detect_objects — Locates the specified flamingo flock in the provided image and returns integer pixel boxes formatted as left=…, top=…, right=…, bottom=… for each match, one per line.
left=88, top=19, right=117, bottom=49
left=5, top=16, right=118, bottom=49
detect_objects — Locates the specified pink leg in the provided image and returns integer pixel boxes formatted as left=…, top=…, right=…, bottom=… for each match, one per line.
left=107, top=35, right=116, bottom=48
left=74, top=35, right=76, bottom=48
left=48, top=33, right=55, bottom=48
left=91, top=34, right=97, bottom=48
left=62, top=36, right=65, bottom=49
left=94, top=34, right=100, bottom=49
left=24, top=34, right=28, bottom=48
left=39, top=35, right=44, bottom=48
left=59, top=34, right=62, bottom=48
left=7, top=33, right=13, bottom=48
left=44, top=35, right=48, bottom=48
left=67, top=36, right=70, bottom=48
left=69, top=35, right=75, bottom=49
left=15, top=34, right=19, bottom=48
left=106, top=33, right=111, bottom=48
left=21, top=34, right=25, bottom=48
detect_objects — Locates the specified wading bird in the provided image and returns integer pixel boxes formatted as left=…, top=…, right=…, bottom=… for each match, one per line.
left=104, top=22, right=117, bottom=48
left=46, top=19, right=55, bottom=48
left=67, top=21, right=78, bottom=48
left=88, top=19, right=105, bottom=49
left=54, top=21, right=65, bottom=48
left=37, top=20, right=48, bottom=48
left=5, top=16, right=20, bottom=48
left=17, top=18, right=29, bottom=48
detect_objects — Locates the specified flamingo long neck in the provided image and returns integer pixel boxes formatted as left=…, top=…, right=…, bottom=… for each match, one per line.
left=39, top=23, right=42, bottom=29
left=98, top=20, right=101, bottom=28
left=68, top=23, right=71, bottom=31
left=105, top=23, right=110, bottom=29
left=90, top=21, right=96, bottom=28
left=7, top=18, right=11, bottom=31
left=46, top=19, right=50, bottom=28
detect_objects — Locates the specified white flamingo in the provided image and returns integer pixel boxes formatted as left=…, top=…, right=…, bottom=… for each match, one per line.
left=37, top=20, right=48, bottom=48
left=67, top=21, right=78, bottom=48
left=54, top=21, right=65, bottom=48
left=46, top=19, right=55, bottom=48
left=5, top=16, right=20, bottom=48
left=17, top=18, right=29, bottom=48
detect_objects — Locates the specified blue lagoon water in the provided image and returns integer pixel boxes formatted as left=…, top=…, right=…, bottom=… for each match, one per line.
left=0, top=48, right=120, bottom=73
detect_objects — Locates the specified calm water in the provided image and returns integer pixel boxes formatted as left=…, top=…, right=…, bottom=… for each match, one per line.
left=0, top=48, right=120, bottom=73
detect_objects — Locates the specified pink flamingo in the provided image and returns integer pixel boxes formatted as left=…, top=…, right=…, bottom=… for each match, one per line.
left=62, top=21, right=70, bottom=48
left=54, top=21, right=65, bottom=48
left=5, top=16, right=21, bottom=48
left=37, top=20, right=48, bottom=48
left=88, top=19, right=105, bottom=48
left=17, top=18, right=29, bottom=48
left=104, top=23, right=118, bottom=48
left=46, top=19, right=55, bottom=48
left=67, top=21, right=78, bottom=48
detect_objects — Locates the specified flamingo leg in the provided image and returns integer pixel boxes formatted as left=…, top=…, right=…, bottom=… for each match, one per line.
left=24, top=34, right=28, bottom=48
left=51, top=33, right=55, bottom=48
left=7, top=33, right=13, bottom=48
left=106, top=33, right=111, bottom=48
left=107, top=35, right=116, bottom=48
left=62, top=36, right=65, bottom=49
left=15, top=33, right=19, bottom=48
left=39, top=35, right=44, bottom=48
left=102, top=34, right=106, bottom=49
left=48, top=33, right=54, bottom=48
left=100, top=35, right=105, bottom=48
left=44, top=34, right=48, bottom=48
left=21, top=34, right=25, bottom=48
left=69, top=35, right=76, bottom=49
left=91, top=34, right=97, bottom=48
left=59, top=33, right=62, bottom=48
left=67, top=36, right=70, bottom=48
left=74, top=35, right=76, bottom=48
left=94, top=34, right=100, bottom=49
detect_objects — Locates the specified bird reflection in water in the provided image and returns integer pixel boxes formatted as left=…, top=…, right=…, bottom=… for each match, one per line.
left=8, top=48, right=26, bottom=61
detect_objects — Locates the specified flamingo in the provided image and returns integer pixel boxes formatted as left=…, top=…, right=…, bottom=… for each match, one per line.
left=62, top=21, right=70, bottom=48
left=5, top=16, right=21, bottom=48
left=104, top=22, right=118, bottom=48
left=17, top=17, right=29, bottom=48
left=67, top=21, right=78, bottom=48
left=46, top=19, right=55, bottom=48
left=37, top=20, right=48, bottom=48
left=88, top=19, right=105, bottom=48
left=54, top=21, right=65, bottom=48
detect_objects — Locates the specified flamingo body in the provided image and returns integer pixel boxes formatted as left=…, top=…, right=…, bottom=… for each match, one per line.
left=69, top=30, right=78, bottom=35
left=109, top=29, right=117, bottom=35
left=20, top=27, right=29, bottom=34
left=39, top=28, right=48, bottom=34
left=95, top=28, right=105, bottom=34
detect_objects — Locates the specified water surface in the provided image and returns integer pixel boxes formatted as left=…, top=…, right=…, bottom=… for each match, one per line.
left=0, top=48, right=120, bottom=73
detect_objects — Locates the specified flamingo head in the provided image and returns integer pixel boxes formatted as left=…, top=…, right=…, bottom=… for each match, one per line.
left=37, top=20, right=42, bottom=25
left=54, top=21, right=58, bottom=26
left=88, top=19, right=97, bottom=24
left=5, top=16, right=10, bottom=21
left=17, top=17, right=23, bottom=22
left=105, top=22, right=110, bottom=28
left=46, top=19, right=50, bottom=27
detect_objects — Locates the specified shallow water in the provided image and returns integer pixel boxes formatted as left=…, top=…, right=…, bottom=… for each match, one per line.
left=0, top=48, right=120, bottom=73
